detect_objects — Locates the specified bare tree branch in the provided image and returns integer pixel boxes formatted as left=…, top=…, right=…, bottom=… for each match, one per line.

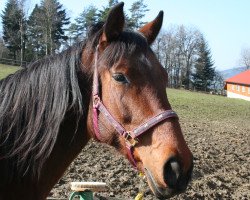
left=240, top=47, right=250, bottom=69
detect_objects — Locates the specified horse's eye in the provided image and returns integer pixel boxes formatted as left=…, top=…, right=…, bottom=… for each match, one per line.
left=112, top=73, right=129, bottom=84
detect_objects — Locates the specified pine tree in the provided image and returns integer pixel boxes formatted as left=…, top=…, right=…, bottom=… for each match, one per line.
left=40, top=0, right=70, bottom=55
left=128, top=0, right=149, bottom=29
left=67, top=23, right=80, bottom=46
left=74, top=6, right=98, bottom=40
left=1, top=0, right=25, bottom=60
left=192, top=37, right=215, bottom=91
left=0, top=37, right=10, bottom=58
left=69, top=1, right=120, bottom=44
left=26, top=4, right=45, bottom=61
left=53, top=2, right=70, bottom=49
left=98, top=0, right=119, bottom=22
left=18, top=0, right=27, bottom=67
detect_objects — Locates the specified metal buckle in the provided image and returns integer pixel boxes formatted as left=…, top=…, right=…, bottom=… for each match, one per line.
left=124, top=132, right=138, bottom=147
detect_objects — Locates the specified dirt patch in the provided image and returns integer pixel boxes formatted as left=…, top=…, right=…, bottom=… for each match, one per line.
left=49, top=119, right=249, bottom=199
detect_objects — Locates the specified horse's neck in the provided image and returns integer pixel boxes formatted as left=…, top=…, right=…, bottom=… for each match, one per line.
left=37, top=112, right=90, bottom=198
left=0, top=117, right=90, bottom=199
left=35, top=63, right=93, bottom=198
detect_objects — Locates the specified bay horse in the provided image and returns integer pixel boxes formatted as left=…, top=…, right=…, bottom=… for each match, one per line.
left=0, top=3, right=193, bottom=200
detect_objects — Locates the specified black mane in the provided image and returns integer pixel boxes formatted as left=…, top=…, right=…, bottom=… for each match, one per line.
left=0, top=42, right=86, bottom=178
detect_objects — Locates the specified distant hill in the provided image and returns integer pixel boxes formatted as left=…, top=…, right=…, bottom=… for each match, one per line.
left=220, top=67, right=247, bottom=80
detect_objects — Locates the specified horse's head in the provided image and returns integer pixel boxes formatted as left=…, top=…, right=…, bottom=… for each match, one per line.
left=85, top=3, right=193, bottom=199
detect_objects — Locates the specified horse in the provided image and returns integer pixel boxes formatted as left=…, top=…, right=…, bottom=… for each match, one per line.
left=0, top=2, right=193, bottom=200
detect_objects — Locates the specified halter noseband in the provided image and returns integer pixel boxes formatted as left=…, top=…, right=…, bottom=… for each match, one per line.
left=92, top=46, right=179, bottom=168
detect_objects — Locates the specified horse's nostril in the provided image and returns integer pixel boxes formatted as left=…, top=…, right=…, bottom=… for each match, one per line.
left=163, top=158, right=181, bottom=189
left=164, top=158, right=193, bottom=191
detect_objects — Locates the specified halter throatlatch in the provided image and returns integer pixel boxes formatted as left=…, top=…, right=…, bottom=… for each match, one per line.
left=92, top=46, right=179, bottom=168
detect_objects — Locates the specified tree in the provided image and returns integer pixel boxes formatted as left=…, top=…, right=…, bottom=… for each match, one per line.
left=66, top=23, right=80, bottom=46
left=153, top=28, right=180, bottom=87
left=1, top=0, right=25, bottom=60
left=68, top=1, right=123, bottom=44
left=98, top=0, right=119, bottom=22
left=25, top=0, right=69, bottom=58
left=72, top=5, right=98, bottom=41
left=40, top=0, right=70, bottom=55
left=192, top=36, right=215, bottom=91
left=176, top=25, right=201, bottom=89
left=26, top=4, right=46, bottom=61
left=128, top=0, right=149, bottom=29
left=153, top=25, right=202, bottom=89
left=19, top=1, right=27, bottom=66
left=0, top=37, right=10, bottom=58
left=69, top=0, right=149, bottom=45
left=212, top=70, right=224, bottom=94
left=240, top=47, right=250, bottom=69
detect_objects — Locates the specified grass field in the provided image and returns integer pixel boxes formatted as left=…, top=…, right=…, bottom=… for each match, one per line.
left=0, top=64, right=21, bottom=80
left=167, top=88, right=250, bottom=126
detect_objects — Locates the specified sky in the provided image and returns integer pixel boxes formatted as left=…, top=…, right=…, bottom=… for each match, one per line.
left=0, top=0, right=249, bottom=70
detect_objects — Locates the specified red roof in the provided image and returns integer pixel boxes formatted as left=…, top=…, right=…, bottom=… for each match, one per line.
left=225, top=69, right=250, bottom=85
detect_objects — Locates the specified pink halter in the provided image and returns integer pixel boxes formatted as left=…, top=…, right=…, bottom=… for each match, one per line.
left=92, top=46, right=178, bottom=168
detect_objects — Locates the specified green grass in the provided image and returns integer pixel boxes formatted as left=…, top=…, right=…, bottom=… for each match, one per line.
left=167, top=88, right=250, bottom=127
left=0, top=64, right=21, bottom=80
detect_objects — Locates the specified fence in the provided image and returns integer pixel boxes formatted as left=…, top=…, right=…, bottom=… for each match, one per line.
left=0, top=57, right=30, bottom=67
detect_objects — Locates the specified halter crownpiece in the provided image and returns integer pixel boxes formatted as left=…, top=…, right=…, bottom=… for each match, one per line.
left=92, top=45, right=179, bottom=168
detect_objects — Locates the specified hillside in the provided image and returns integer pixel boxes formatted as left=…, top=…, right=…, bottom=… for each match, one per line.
left=167, top=88, right=250, bottom=123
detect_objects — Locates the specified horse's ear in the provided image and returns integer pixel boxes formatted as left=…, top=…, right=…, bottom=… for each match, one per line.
left=138, top=11, right=164, bottom=45
left=99, top=2, right=125, bottom=49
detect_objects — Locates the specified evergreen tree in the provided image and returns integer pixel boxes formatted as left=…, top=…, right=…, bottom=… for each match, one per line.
left=40, top=0, right=70, bottom=55
left=98, top=0, right=119, bottom=22
left=18, top=0, right=27, bottom=66
left=69, top=1, right=120, bottom=44
left=26, top=4, right=45, bottom=61
left=67, top=23, right=80, bottom=46
left=128, top=0, right=149, bottom=29
left=1, top=0, right=25, bottom=60
left=192, top=37, right=215, bottom=91
left=70, top=0, right=148, bottom=44
left=53, top=2, right=70, bottom=50
left=0, top=37, right=10, bottom=58
left=74, top=5, right=98, bottom=40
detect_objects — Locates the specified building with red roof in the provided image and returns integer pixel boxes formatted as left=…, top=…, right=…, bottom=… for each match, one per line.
left=224, top=69, right=250, bottom=101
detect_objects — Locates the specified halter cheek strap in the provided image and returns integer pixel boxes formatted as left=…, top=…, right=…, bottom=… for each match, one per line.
left=92, top=46, right=178, bottom=168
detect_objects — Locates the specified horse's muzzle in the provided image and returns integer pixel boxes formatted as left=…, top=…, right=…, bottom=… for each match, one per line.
left=144, top=159, right=193, bottom=199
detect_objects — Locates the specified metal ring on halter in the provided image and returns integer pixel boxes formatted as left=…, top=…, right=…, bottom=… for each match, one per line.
left=124, top=132, right=139, bottom=147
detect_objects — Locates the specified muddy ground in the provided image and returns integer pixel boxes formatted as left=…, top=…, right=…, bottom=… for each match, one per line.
left=50, top=91, right=250, bottom=200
